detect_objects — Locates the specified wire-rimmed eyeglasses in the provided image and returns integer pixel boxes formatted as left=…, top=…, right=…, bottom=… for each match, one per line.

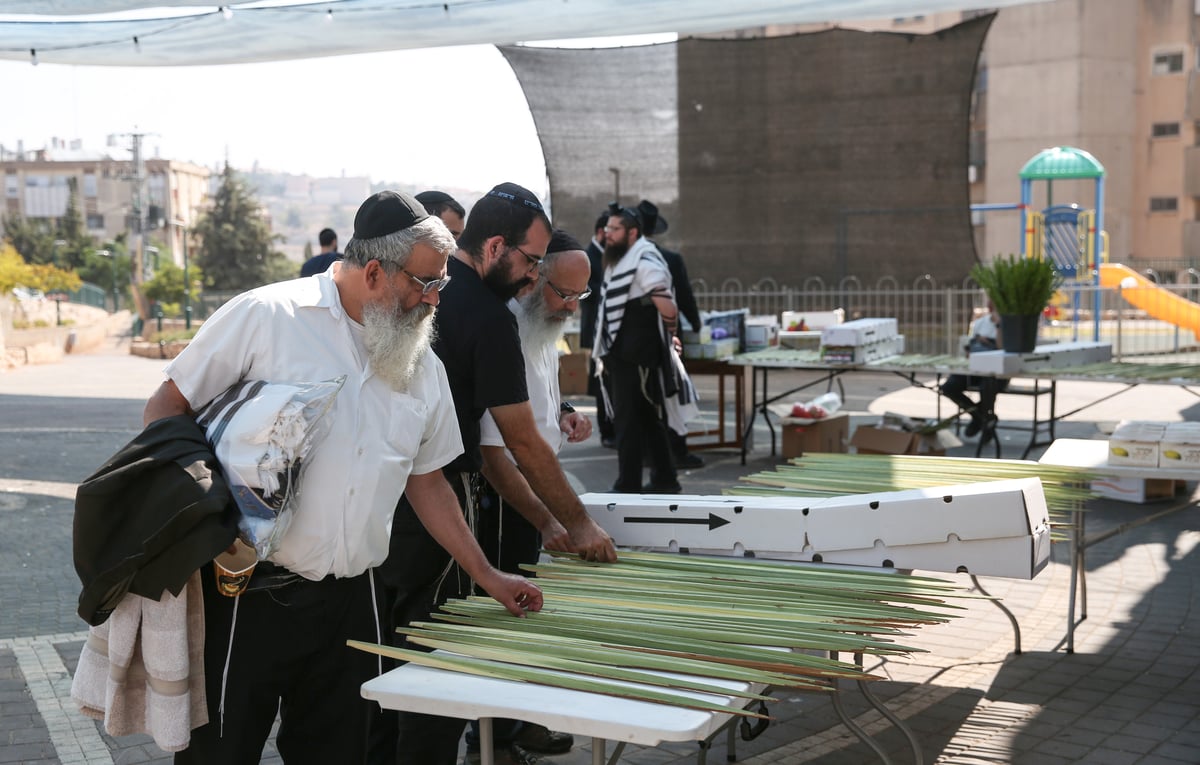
left=404, top=269, right=452, bottom=294
left=545, top=279, right=591, bottom=303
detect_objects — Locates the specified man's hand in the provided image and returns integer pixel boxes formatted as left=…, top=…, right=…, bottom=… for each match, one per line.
left=475, top=569, right=544, bottom=617
left=539, top=517, right=572, bottom=552
left=565, top=517, right=617, bottom=563
left=559, top=411, right=592, bottom=443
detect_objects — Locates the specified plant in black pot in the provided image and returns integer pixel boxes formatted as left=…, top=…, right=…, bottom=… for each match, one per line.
left=969, top=254, right=1061, bottom=353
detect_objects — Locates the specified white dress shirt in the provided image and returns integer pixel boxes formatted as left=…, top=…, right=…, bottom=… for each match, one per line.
left=479, top=299, right=564, bottom=459
left=166, top=272, right=462, bottom=580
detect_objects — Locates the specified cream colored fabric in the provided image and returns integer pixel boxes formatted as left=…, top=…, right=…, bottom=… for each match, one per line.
left=71, top=571, right=207, bottom=753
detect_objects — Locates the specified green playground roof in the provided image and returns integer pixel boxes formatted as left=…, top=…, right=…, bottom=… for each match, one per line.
left=1020, top=146, right=1105, bottom=179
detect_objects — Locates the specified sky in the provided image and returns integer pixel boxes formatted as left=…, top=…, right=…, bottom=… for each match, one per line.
left=0, top=34, right=673, bottom=197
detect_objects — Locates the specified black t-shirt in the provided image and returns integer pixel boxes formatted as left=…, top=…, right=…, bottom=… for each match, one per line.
left=433, top=256, right=528, bottom=474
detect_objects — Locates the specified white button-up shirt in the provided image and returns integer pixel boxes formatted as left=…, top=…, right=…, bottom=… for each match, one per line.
left=479, top=299, right=564, bottom=459
left=166, top=272, right=462, bottom=580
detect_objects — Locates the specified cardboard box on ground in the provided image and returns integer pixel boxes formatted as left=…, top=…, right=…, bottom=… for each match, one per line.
left=558, top=349, right=591, bottom=396
left=767, top=403, right=849, bottom=459
left=850, top=412, right=962, bottom=456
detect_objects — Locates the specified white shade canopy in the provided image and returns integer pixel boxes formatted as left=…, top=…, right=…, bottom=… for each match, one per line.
left=0, top=0, right=1035, bottom=67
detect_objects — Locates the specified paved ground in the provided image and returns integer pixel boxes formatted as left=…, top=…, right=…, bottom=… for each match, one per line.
left=0, top=334, right=1197, bottom=764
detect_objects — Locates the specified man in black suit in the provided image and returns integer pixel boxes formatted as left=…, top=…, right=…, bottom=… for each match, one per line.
left=635, top=200, right=704, bottom=469
left=580, top=211, right=615, bottom=447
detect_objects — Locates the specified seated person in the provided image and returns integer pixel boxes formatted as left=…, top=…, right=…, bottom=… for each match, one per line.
left=940, top=299, right=1008, bottom=438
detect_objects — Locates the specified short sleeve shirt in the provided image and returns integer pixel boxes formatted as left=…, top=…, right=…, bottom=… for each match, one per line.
left=433, top=256, right=528, bottom=474
left=165, top=272, right=462, bottom=580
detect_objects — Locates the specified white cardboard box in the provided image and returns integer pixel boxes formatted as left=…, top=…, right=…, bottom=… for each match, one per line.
left=581, top=477, right=1051, bottom=579
left=821, top=317, right=898, bottom=347
left=1108, top=420, right=1167, bottom=467
left=821, top=335, right=905, bottom=364
left=1160, top=422, right=1200, bottom=470
left=968, top=341, right=1112, bottom=376
left=1091, top=476, right=1180, bottom=504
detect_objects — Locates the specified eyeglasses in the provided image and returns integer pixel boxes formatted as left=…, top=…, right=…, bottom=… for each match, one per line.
left=403, top=269, right=452, bottom=294
left=545, top=279, right=591, bottom=303
left=511, top=244, right=544, bottom=270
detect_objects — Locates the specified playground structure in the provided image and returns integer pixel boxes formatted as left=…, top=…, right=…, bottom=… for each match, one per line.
left=978, top=146, right=1200, bottom=346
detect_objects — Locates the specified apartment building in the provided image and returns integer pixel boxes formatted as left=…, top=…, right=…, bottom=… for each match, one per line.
left=0, top=138, right=211, bottom=269
left=740, top=0, right=1199, bottom=269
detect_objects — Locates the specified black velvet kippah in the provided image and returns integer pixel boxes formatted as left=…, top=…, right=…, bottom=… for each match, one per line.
left=353, top=191, right=430, bottom=240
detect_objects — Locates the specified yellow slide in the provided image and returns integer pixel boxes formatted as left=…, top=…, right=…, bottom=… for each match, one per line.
left=1098, top=263, right=1200, bottom=336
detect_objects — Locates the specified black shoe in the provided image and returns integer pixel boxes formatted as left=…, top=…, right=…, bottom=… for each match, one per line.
left=641, top=481, right=682, bottom=494
left=464, top=743, right=539, bottom=765
left=601, top=437, right=616, bottom=449
left=515, top=723, right=574, bottom=754
left=979, top=415, right=999, bottom=444
left=964, top=416, right=983, bottom=438
left=675, top=452, right=704, bottom=469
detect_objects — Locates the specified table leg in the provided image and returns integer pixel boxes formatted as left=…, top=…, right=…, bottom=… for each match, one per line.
left=480, top=718, right=495, bottom=765
left=970, top=574, right=1022, bottom=654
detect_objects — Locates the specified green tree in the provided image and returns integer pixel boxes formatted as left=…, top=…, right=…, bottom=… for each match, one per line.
left=1, top=179, right=94, bottom=267
left=192, top=163, right=287, bottom=290
left=141, top=260, right=203, bottom=315
left=3, top=214, right=55, bottom=265
left=55, top=178, right=92, bottom=269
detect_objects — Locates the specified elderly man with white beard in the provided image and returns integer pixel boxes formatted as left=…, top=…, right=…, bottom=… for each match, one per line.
left=142, top=190, right=543, bottom=765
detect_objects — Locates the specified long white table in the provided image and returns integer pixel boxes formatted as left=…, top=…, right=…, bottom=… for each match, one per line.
left=1039, top=438, right=1199, bottom=652
left=361, top=656, right=761, bottom=765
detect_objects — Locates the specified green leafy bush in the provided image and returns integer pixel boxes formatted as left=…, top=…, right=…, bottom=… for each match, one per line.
left=970, top=254, right=1061, bottom=316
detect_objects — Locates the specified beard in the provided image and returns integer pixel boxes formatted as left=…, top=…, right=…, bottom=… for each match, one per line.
left=362, top=297, right=436, bottom=392
left=483, top=258, right=531, bottom=301
left=517, top=284, right=570, bottom=351
left=603, top=239, right=629, bottom=268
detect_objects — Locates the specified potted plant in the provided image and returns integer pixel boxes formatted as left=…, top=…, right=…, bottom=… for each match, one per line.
left=969, top=254, right=1061, bottom=352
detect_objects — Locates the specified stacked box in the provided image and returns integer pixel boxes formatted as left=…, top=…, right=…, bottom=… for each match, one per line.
left=558, top=350, right=591, bottom=395
left=821, top=335, right=905, bottom=364
left=1107, top=420, right=1166, bottom=467
left=1160, top=422, right=1200, bottom=469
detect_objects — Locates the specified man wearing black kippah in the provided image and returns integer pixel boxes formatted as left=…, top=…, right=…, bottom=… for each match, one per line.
left=142, top=191, right=542, bottom=765
left=416, top=190, right=467, bottom=239
left=373, top=183, right=616, bottom=765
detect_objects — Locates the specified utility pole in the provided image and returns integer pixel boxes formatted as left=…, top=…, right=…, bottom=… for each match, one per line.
left=118, top=129, right=156, bottom=319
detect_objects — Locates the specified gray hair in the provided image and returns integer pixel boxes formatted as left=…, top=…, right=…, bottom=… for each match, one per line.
left=342, top=216, right=456, bottom=272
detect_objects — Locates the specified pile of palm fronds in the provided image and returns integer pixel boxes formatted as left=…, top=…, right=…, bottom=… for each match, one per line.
left=351, top=551, right=969, bottom=718
left=732, top=452, right=1096, bottom=529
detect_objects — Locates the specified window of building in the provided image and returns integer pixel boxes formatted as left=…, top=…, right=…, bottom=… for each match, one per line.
left=1150, top=197, right=1178, bottom=212
left=83, top=172, right=97, bottom=197
left=4, top=173, right=17, bottom=198
left=86, top=213, right=105, bottom=230
left=1152, top=122, right=1181, bottom=138
left=1153, top=50, right=1184, bottom=75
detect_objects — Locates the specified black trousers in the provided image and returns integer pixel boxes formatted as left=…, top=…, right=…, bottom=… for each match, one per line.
left=175, top=563, right=379, bottom=765
left=606, top=355, right=677, bottom=491
left=941, top=374, right=1009, bottom=418
left=367, top=477, right=474, bottom=765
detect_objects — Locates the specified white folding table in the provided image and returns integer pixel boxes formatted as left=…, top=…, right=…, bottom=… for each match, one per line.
left=361, top=656, right=761, bottom=765
left=1038, top=437, right=1199, bottom=652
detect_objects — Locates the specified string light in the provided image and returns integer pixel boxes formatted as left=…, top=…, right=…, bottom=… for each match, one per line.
left=220, top=6, right=233, bottom=20
left=325, top=8, right=333, bottom=22
left=133, top=35, right=140, bottom=52
left=29, top=48, right=37, bottom=66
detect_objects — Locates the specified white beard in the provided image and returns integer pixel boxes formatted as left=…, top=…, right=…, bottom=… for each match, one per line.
left=517, top=286, right=569, bottom=351
left=363, top=298, right=435, bottom=392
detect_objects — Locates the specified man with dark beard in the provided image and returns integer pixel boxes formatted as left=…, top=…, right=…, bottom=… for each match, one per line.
left=143, top=190, right=543, bottom=765
left=376, top=184, right=615, bottom=765
left=594, top=204, right=684, bottom=494
left=460, top=231, right=594, bottom=763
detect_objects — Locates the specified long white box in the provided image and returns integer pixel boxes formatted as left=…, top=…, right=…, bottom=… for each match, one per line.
left=821, top=335, right=905, bottom=364
left=1108, top=420, right=1166, bottom=467
left=968, top=341, right=1112, bottom=376
left=581, top=477, right=1051, bottom=580
left=821, top=317, right=898, bottom=347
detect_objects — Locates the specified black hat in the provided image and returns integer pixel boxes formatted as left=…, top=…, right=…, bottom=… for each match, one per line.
left=607, top=201, right=642, bottom=231
left=353, top=191, right=430, bottom=240
left=547, top=229, right=583, bottom=254
left=636, top=199, right=669, bottom=235
left=485, top=182, right=544, bottom=212
left=415, top=190, right=456, bottom=208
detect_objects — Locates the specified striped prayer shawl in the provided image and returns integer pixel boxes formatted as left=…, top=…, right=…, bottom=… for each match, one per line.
left=593, top=237, right=669, bottom=360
